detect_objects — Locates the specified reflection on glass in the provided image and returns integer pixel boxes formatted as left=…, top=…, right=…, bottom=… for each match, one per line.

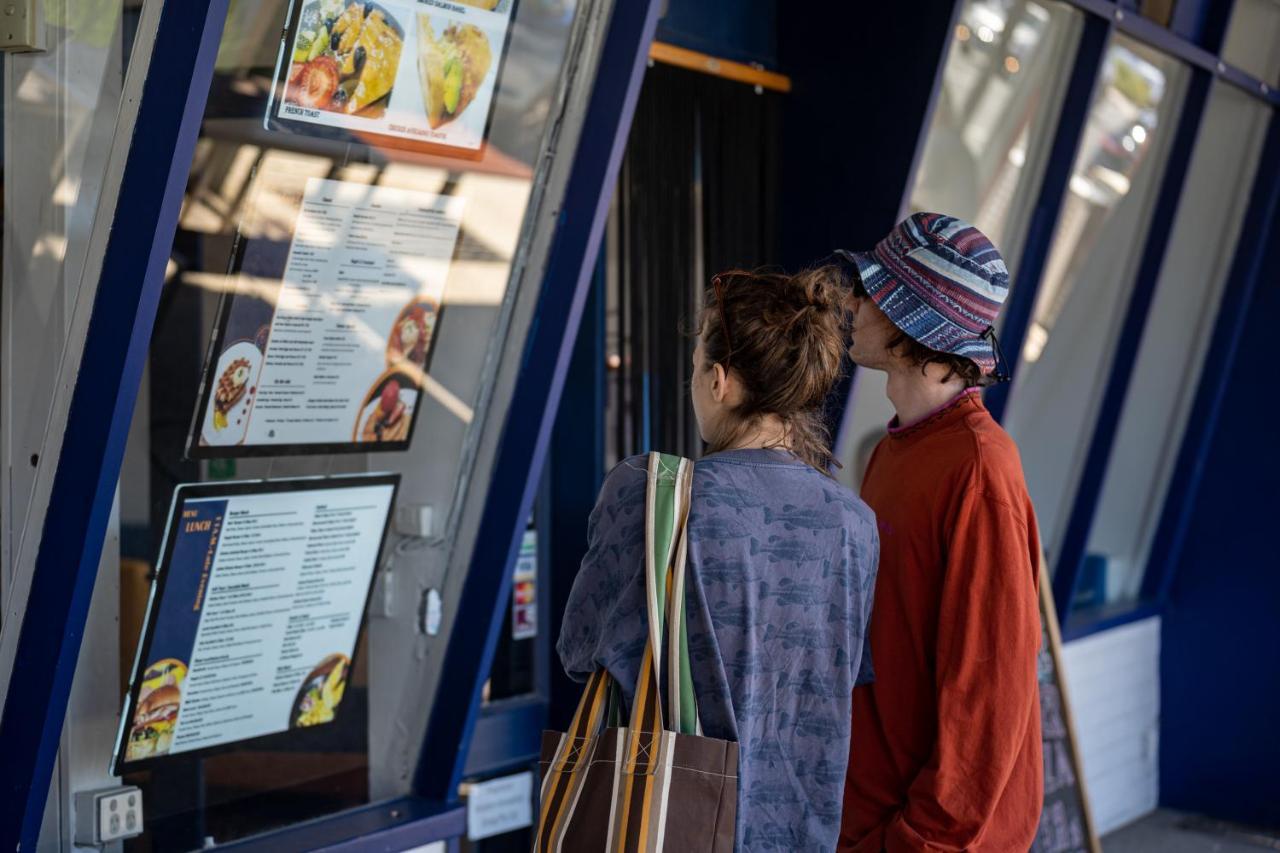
left=1221, top=0, right=1280, bottom=88
left=109, top=0, right=582, bottom=847
left=1081, top=82, right=1271, bottom=610
left=1003, top=36, right=1188, bottom=557
left=841, top=0, right=1080, bottom=491
left=909, top=0, right=1081, bottom=276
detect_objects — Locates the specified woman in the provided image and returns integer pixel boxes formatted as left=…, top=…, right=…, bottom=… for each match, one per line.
left=558, top=266, right=879, bottom=851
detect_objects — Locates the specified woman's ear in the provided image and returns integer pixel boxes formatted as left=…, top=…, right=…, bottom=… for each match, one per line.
left=710, top=362, right=729, bottom=403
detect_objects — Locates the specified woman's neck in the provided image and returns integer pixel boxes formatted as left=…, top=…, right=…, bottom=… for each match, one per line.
left=724, top=414, right=791, bottom=451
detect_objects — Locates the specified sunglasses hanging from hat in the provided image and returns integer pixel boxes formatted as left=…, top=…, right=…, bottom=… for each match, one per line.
left=983, top=326, right=1012, bottom=384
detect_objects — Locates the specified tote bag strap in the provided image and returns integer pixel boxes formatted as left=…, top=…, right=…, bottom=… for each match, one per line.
left=646, top=452, right=700, bottom=736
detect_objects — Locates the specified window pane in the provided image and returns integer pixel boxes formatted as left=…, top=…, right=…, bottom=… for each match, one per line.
left=909, top=0, right=1082, bottom=276
left=1221, top=0, right=1280, bottom=88
left=840, top=0, right=1082, bottom=489
left=1081, top=81, right=1271, bottom=609
left=1002, top=36, right=1189, bottom=555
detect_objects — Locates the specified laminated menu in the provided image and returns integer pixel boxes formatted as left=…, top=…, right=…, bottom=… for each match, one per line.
left=113, top=475, right=398, bottom=769
left=266, top=0, right=515, bottom=155
left=189, top=177, right=464, bottom=456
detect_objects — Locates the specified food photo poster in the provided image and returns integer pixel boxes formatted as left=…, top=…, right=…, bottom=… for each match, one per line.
left=114, top=477, right=397, bottom=770
left=190, top=177, right=464, bottom=456
left=268, top=0, right=516, bottom=154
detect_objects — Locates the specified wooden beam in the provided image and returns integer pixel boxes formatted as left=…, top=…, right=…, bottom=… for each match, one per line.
left=649, top=41, right=792, bottom=93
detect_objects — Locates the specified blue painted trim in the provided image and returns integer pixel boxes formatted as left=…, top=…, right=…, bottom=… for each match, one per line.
left=986, top=15, right=1112, bottom=423
left=212, top=797, right=465, bottom=853
left=1170, top=0, right=1236, bottom=51
left=465, top=698, right=546, bottom=778
left=1058, top=0, right=1280, bottom=107
left=414, top=0, right=662, bottom=803
left=1061, top=601, right=1162, bottom=642
left=0, top=1, right=228, bottom=848
left=1051, top=68, right=1213, bottom=625
left=1142, top=110, right=1280, bottom=605
left=547, top=256, right=606, bottom=731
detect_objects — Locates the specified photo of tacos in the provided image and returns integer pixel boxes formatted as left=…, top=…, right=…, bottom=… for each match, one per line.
left=286, top=0, right=404, bottom=116
left=386, top=299, right=438, bottom=369
left=125, top=682, right=183, bottom=761
left=291, top=654, right=350, bottom=728
left=417, top=15, right=493, bottom=130
left=356, top=371, right=417, bottom=444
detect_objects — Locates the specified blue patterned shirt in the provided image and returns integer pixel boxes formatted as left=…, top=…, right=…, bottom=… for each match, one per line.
left=558, top=449, right=879, bottom=851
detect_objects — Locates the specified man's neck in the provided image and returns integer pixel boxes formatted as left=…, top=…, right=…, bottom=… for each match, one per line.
left=884, top=366, right=970, bottom=428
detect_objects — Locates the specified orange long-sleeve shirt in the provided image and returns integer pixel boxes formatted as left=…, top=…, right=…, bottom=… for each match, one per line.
left=840, top=389, right=1043, bottom=852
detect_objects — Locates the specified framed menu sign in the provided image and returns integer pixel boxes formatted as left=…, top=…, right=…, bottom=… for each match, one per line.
left=188, top=177, right=463, bottom=457
left=265, top=0, right=517, bottom=157
left=113, top=474, right=398, bottom=772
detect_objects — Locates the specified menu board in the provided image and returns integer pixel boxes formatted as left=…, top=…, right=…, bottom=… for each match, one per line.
left=189, top=178, right=464, bottom=457
left=113, top=475, right=398, bottom=771
left=1032, top=565, right=1100, bottom=853
left=266, top=0, right=516, bottom=156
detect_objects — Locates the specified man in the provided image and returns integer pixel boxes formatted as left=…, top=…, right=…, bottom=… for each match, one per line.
left=834, top=212, right=1043, bottom=851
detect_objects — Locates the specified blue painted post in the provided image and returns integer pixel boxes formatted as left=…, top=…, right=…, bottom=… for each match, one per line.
left=0, top=1, right=228, bottom=848
left=1051, top=67, right=1213, bottom=626
left=1143, top=110, right=1280, bottom=605
left=414, top=0, right=662, bottom=803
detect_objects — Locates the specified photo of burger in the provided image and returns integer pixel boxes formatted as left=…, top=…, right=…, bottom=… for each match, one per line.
left=386, top=298, right=438, bottom=369
left=125, top=683, right=182, bottom=761
left=139, top=657, right=187, bottom=699
left=291, top=653, right=350, bottom=728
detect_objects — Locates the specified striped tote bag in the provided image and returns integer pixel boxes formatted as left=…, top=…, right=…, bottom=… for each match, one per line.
left=536, top=452, right=738, bottom=852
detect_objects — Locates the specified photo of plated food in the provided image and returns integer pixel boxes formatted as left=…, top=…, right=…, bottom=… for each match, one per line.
left=386, top=298, right=438, bottom=369
left=125, top=680, right=183, bottom=761
left=417, top=15, right=493, bottom=130
left=355, top=370, right=418, bottom=444
left=139, top=657, right=187, bottom=700
left=214, top=357, right=252, bottom=430
left=201, top=340, right=262, bottom=446
left=291, top=653, right=350, bottom=728
left=286, top=0, right=404, bottom=116
left=455, top=0, right=511, bottom=10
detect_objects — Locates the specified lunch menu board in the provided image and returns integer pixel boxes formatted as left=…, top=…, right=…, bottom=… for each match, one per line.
left=113, top=475, right=398, bottom=771
left=1031, top=568, right=1099, bottom=853
left=190, top=178, right=464, bottom=457
left=268, top=0, right=515, bottom=154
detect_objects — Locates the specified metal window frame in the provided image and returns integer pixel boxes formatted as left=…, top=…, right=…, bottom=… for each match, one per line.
left=844, top=0, right=1279, bottom=631
left=0, top=0, right=230, bottom=846
left=0, top=0, right=661, bottom=850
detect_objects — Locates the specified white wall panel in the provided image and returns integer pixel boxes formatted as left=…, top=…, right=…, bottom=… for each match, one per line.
left=1060, top=617, right=1160, bottom=835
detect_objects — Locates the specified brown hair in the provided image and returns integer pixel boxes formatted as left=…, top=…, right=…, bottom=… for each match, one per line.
left=849, top=272, right=991, bottom=388
left=698, top=266, right=848, bottom=473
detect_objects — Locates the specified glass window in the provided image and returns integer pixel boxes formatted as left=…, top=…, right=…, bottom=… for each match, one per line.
left=1002, top=35, right=1189, bottom=557
left=75, top=0, right=587, bottom=846
left=840, top=0, right=1082, bottom=489
left=1221, top=0, right=1280, bottom=88
left=1080, top=81, right=1272, bottom=610
left=909, top=0, right=1082, bottom=276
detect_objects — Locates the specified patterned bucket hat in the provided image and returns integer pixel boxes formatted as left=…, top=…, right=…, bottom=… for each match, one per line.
left=836, top=212, right=1010, bottom=377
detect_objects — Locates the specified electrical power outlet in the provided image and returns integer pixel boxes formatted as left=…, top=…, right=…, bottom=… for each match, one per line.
left=74, top=786, right=144, bottom=846
left=0, top=0, right=44, bottom=53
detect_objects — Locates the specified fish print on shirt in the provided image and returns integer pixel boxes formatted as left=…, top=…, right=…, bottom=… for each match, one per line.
left=558, top=450, right=879, bottom=853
